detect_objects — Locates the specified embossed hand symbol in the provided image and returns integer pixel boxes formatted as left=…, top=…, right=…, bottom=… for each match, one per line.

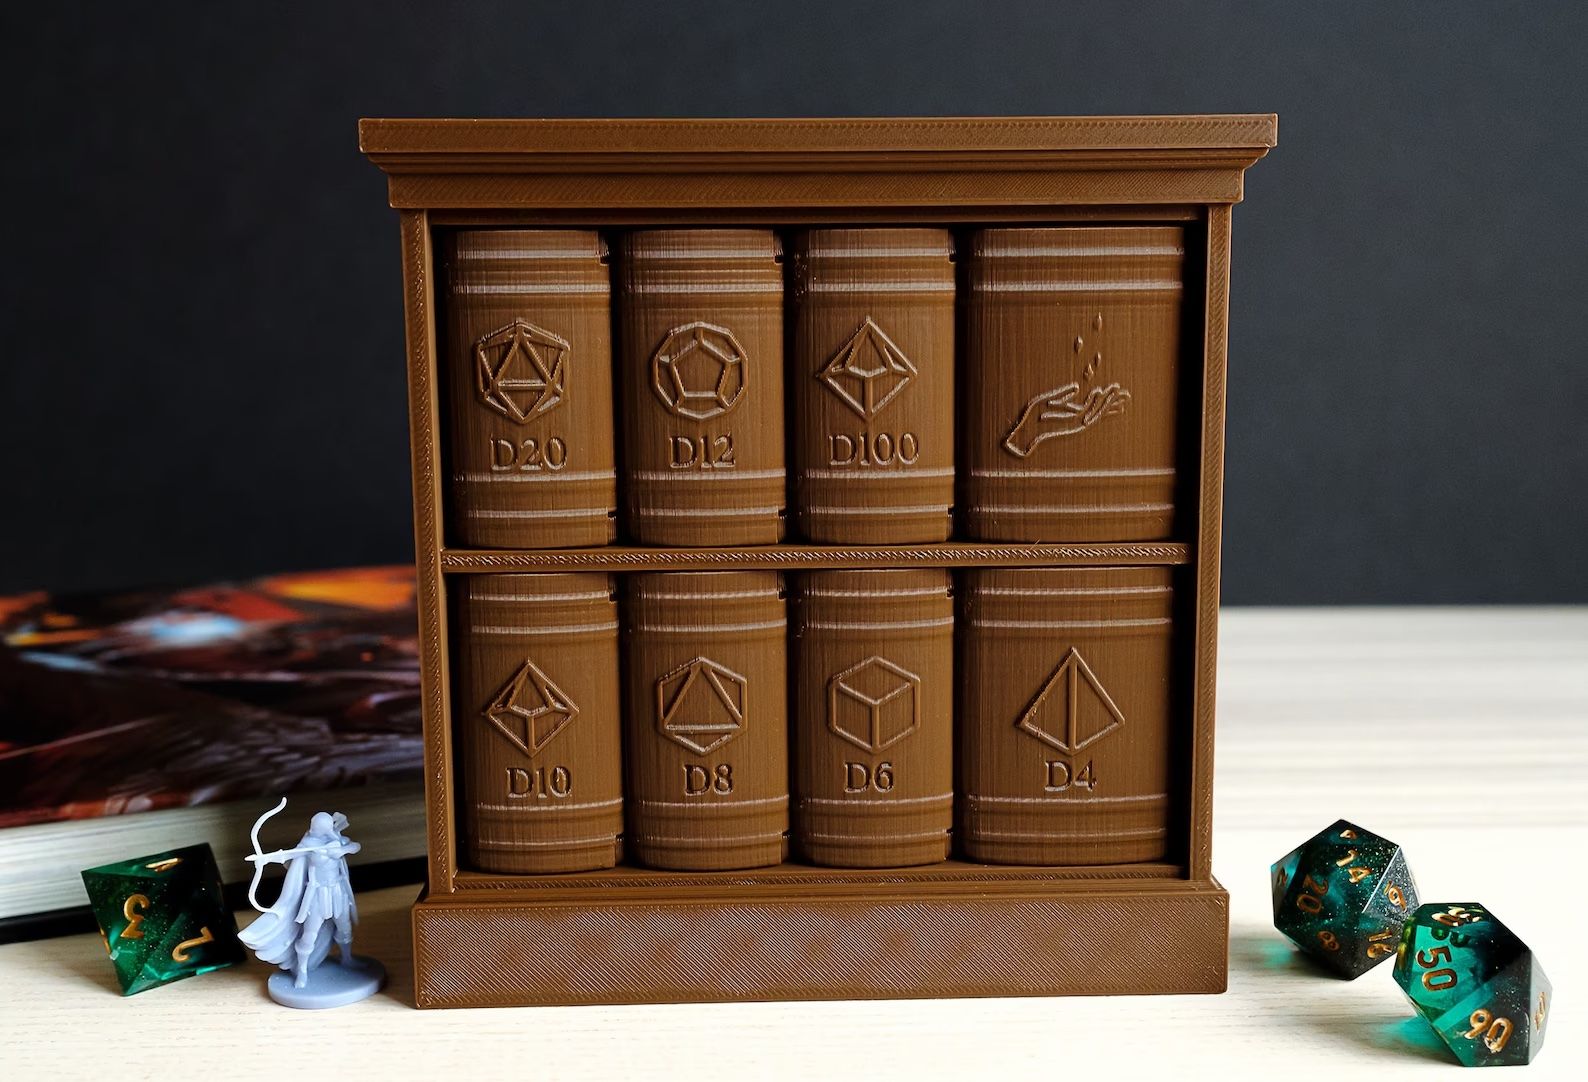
left=1002, top=383, right=1131, bottom=459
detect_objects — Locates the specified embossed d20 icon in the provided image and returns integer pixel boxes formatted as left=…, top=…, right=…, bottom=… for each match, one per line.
left=656, top=655, right=747, bottom=754
left=827, top=655, right=920, bottom=753
left=474, top=318, right=570, bottom=422
left=1271, top=819, right=1419, bottom=979
left=484, top=658, right=579, bottom=756
left=1016, top=647, right=1123, bottom=754
left=1393, top=902, right=1550, bottom=1066
left=81, top=843, right=246, bottom=995
left=650, top=321, right=748, bottom=421
left=818, top=316, right=917, bottom=420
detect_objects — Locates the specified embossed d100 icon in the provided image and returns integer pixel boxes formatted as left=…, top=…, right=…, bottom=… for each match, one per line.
left=442, top=230, right=617, bottom=549
left=624, top=571, right=788, bottom=870
left=452, top=573, right=622, bottom=874
left=792, top=229, right=954, bottom=543
left=959, top=566, right=1175, bottom=865
left=961, top=226, right=1185, bottom=543
left=794, top=569, right=953, bottom=868
left=618, top=230, right=786, bottom=545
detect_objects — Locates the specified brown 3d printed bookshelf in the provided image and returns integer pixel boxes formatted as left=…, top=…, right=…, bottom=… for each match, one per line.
left=360, top=115, right=1275, bottom=1007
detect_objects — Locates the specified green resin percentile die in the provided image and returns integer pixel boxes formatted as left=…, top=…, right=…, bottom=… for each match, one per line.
left=1270, top=819, right=1419, bottom=978
left=81, top=843, right=246, bottom=995
left=1393, top=902, right=1551, bottom=1067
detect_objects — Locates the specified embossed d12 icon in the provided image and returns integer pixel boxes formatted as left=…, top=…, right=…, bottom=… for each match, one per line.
left=452, top=573, right=623, bottom=874
left=623, top=571, right=788, bottom=870
left=959, top=566, right=1174, bottom=864
left=791, top=229, right=955, bottom=543
left=443, top=230, right=617, bottom=548
left=1394, top=903, right=1550, bottom=1066
left=1270, top=819, right=1420, bottom=978
left=793, top=569, right=953, bottom=868
left=617, top=230, right=786, bottom=545
left=961, top=226, right=1185, bottom=543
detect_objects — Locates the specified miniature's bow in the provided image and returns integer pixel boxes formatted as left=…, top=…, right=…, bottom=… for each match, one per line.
left=245, top=796, right=289, bottom=912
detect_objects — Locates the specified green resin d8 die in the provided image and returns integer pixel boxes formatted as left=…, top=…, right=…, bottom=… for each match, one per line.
left=1394, top=903, right=1550, bottom=1067
left=1270, top=819, right=1419, bottom=978
left=81, top=842, right=246, bottom=995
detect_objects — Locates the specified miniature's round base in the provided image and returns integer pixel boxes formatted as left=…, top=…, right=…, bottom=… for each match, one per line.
left=266, top=955, right=385, bottom=1009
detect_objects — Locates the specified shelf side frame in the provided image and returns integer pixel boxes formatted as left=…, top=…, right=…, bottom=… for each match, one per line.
left=399, top=209, right=459, bottom=894
left=1188, top=203, right=1233, bottom=882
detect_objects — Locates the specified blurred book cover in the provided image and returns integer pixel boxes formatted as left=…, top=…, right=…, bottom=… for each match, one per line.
left=0, top=565, right=422, bottom=829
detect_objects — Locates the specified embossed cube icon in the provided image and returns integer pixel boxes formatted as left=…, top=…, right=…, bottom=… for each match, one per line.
left=657, top=656, right=747, bottom=754
left=650, top=321, right=747, bottom=421
left=1017, top=647, right=1124, bottom=753
left=474, top=318, right=570, bottom=422
left=827, top=656, right=920, bottom=753
left=818, top=316, right=917, bottom=420
left=484, top=658, right=579, bottom=756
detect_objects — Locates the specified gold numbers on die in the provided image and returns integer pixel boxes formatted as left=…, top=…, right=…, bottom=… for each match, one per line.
left=1295, top=873, right=1328, bottom=914
left=1464, top=1009, right=1513, bottom=1053
left=171, top=926, right=215, bottom=962
left=119, top=894, right=150, bottom=940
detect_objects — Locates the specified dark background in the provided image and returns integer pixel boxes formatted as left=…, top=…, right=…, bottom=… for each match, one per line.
left=3, top=2, right=1584, bottom=603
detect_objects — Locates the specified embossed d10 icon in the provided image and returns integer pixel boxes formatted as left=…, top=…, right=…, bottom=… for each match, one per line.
left=452, top=573, right=622, bottom=874
left=791, top=229, right=955, bottom=543
left=959, top=566, right=1175, bottom=865
left=794, top=569, right=953, bottom=868
left=623, top=571, right=788, bottom=870
left=961, top=226, right=1185, bottom=543
left=617, top=230, right=786, bottom=545
left=442, top=230, right=617, bottom=549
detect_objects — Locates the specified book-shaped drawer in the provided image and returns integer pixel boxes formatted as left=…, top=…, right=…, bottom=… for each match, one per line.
left=961, top=228, right=1186, bottom=542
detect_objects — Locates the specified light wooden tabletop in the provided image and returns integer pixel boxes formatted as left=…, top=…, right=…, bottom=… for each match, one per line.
left=6, top=609, right=1584, bottom=1080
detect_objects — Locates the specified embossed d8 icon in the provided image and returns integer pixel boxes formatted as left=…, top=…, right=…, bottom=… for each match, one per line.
left=1270, top=819, right=1419, bottom=978
left=1393, top=903, right=1551, bottom=1067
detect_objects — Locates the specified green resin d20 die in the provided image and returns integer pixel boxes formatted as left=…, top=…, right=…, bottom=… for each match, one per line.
left=1270, top=819, right=1419, bottom=978
left=1394, top=903, right=1551, bottom=1067
left=81, top=842, right=246, bottom=995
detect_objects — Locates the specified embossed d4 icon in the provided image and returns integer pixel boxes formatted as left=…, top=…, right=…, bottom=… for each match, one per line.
left=827, top=656, right=921, bottom=754
left=1016, top=647, right=1124, bottom=755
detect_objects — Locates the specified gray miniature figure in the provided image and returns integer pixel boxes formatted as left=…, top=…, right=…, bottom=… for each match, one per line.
left=240, top=797, right=385, bottom=1008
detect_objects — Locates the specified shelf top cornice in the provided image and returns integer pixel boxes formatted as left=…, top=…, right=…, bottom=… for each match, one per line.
left=359, top=114, right=1276, bottom=176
